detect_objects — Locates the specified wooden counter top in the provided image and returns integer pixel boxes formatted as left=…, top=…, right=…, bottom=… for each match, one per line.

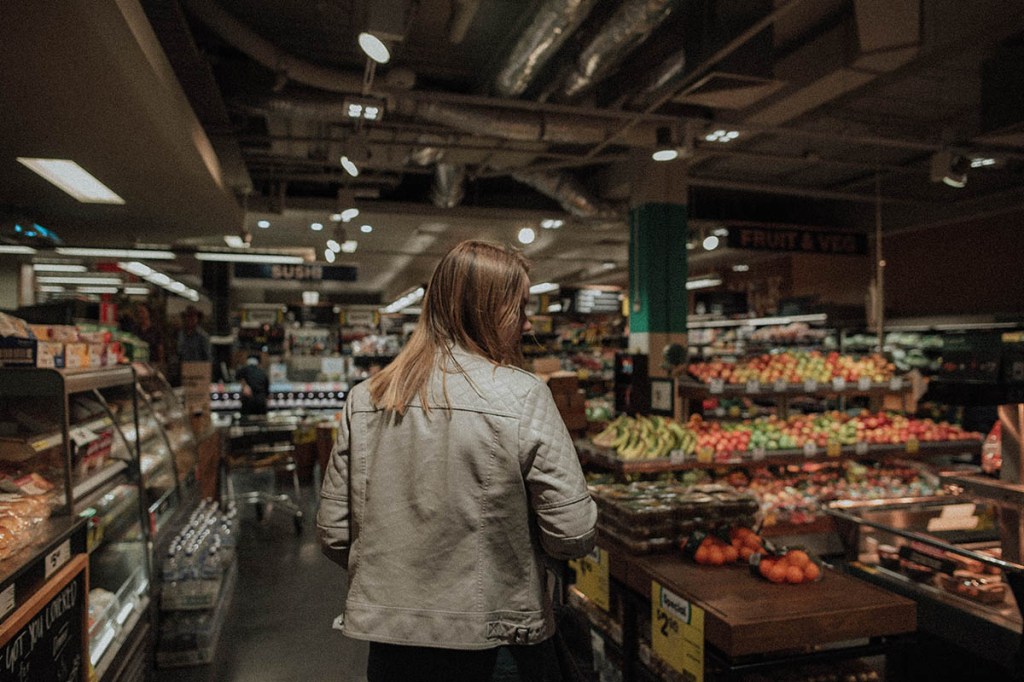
left=597, top=537, right=916, bottom=658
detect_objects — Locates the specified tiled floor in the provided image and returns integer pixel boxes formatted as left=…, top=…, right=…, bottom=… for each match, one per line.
left=153, top=487, right=369, bottom=682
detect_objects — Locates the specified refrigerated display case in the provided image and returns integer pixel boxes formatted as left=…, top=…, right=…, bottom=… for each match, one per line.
left=0, top=367, right=152, bottom=681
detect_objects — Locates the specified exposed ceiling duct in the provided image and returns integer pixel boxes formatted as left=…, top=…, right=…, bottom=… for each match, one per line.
left=430, top=163, right=467, bottom=208
left=492, top=0, right=599, bottom=98
left=512, top=171, right=620, bottom=219
left=624, top=50, right=687, bottom=110
left=559, top=0, right=683, bottom=100
left=392, top=98, right=657, bottom=147
left=181, top=0, right=415, bottom=94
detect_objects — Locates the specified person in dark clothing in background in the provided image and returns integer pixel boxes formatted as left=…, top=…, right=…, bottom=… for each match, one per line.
left=235, top=354, right=270, bottom=416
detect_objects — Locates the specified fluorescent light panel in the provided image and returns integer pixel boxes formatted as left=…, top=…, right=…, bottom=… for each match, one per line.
left=529, top=282, right=559, bottom=295
left=685, top=277, right=723, bottom=290
left=382, top=287, right=425, bottom=314
left=194, top=252, right=305, bottom=264
left=0, top=246, right=37, bottom=254
left=33, top=263, right=86, bottom=272
left=16, top=158, right=125, bottom=204
left=37, top=276, right=122, bottom=285
left=56, top=247, right=175, bottom=260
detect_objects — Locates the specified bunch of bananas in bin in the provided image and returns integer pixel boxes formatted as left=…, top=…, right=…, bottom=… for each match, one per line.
left=591, top=415, right=697, bottom=460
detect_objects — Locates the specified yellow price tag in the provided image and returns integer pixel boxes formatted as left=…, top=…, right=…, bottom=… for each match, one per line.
left=569, top=548, right=609, bottom=611
left=696, top=446, right=714, bottom=464
left=826, top=441, right=841, bottom=458
left=651, top=582, right=704, bottom=681
left=905, top=437, right=920, bottom=454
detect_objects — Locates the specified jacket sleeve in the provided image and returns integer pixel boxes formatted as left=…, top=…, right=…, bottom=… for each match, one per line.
left=520, top=381, right=598, bottom=560
left=317, top=398, right=353, bottom=567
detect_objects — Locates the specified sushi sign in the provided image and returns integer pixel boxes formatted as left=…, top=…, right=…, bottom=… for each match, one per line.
left=233, top=263, right=357, bottom=282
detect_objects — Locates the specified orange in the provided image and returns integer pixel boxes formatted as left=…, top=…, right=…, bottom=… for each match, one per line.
left=786, top=566, right=804, bottom=584
left=722, top=545, right=739, bottom=563
left=707, top=546, right=725, bottom=566
left=787, top=550, right=810, bottom=568
left=804, top=562, right=821, bottom=581
left=695, top=546, right=709, bottom=564
left=768, top=563, right=788, bottom=583
left=739, top=547, right=754, bottom=561
left=758, top=559, right=775, bottom=578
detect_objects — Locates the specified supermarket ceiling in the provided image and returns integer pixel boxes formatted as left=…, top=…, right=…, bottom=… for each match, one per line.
left=2, top=0, right=1024, bottom=300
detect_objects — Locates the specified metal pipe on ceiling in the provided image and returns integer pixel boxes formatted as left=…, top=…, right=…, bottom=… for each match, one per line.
left=511, top=171, right=620, bottom=219
left=559, top=0, right=683, bottom=99
left=493, top=0, right=599, bottom=97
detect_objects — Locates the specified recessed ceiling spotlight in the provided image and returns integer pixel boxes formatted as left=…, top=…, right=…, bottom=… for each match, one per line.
left=311, top=222, right=324, bottom=231
left=970, top=157, right=996, bottom=168
left=517, top=227, right=536, bottom=245
left=360, top=224, right=373, bottom=233
left=358, top=32, right=391, bottom=64
left=327, top=239, right=341, bottom=253
left=704, top=129, right=740, bottom=143
left=330, top=213, right=343, bottom=222
left=257, top=220, right=271, bottom=229
left=341, top=240, right=358, bottom=253
left=324, top=249, right=336, bottom=263
left=340, top=156, right=360, bottom=177
left=732, top=264, right=750, bottom=272
left=340, top=208, right=360, bottom=222
left=712, top=227, right=729, bottom=237
left=702, top=235, right=720, bottom=250
left=540, top=219, right=564, bottom=229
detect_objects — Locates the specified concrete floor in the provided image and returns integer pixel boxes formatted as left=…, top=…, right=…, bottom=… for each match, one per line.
left=153, top=487, right=369, bottom=682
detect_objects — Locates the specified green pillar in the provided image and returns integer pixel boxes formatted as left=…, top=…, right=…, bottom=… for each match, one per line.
left=627, top=157, right=689, bottom=376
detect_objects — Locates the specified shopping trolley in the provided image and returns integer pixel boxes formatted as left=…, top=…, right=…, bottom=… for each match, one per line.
left=221, top=415, right=304, bottom=534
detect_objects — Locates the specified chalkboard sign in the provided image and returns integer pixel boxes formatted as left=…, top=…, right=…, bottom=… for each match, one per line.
left=0, top=554, right=87, bottom=682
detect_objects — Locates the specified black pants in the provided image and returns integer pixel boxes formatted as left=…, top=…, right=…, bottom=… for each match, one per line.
left=366, top=639, right=561, bottom=682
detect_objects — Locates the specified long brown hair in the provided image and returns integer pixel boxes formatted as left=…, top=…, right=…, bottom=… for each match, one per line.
left=369, top=240, right=530, bottom=414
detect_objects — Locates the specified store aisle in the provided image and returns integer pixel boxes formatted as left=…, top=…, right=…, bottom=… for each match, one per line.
left=154, top=487, right=369, bottom=682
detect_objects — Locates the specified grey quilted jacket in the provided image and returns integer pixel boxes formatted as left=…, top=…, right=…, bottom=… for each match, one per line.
left=317, top=346, right=597, bottom=649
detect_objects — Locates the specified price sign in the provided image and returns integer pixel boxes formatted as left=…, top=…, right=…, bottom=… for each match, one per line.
left=855, top=441, right=870, bottom=455
left=831, top=377, right=846, bottom=391
left=803, top=441, right=818, bottom=458
left=889, top=377, right=904, bottom=391
left=708, top=379, right=724, bottom=394
left=803, top=379, right=818, bottom=392
left=857, top=377, right=872, bottom=391
left=569, top=548, right=609, bottom=611
left=752, top=447, right=766, bottom=461
left=905, top=437, right=920, bottom=455
left=745, top=380, right=760, bottom=394
left=773, top=380, right=788, bottom=393
left=651, top=582, right=704, bottom=681
left=826, top=441, right=842, bottom=458
left=696, top=446, right=714, bottom=464
left=669, top=449, right=686, bottom=465
left=44, top=539, right=71, bottom=580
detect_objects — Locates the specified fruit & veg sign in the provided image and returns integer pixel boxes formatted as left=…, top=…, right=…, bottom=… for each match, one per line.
left=727, top=225, right=868, bottom=255
left=652, top=582, right=704, bottom=681
left=569, top=548, right=609, bottom=611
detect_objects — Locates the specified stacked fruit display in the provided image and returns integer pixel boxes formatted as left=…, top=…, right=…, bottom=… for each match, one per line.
left=686, top=411, right=980, bottom=455
left=685, top=527, right=768, bottom=565
left=590, top=414, right=697, bottom=460
left=753, top=548, right=822, bottom=584
left=688, top=351, right=896, bottom=385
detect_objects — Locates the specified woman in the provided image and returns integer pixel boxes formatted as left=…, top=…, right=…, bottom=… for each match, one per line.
left=317, top=240, right=597, bottom=681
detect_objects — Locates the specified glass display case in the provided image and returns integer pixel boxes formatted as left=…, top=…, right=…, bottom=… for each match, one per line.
left=0, top=367, right=152, bottom=681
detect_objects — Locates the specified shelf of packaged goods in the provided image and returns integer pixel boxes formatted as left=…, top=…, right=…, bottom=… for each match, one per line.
left=678, top=377, right=911, bottom=401
left=92, top=592, right=150, bottom=680
left=0, top=516, right=86, bottom=599
left=68, top=461, right=129, bottom=512
left=577, top=439, right=982, bottom=474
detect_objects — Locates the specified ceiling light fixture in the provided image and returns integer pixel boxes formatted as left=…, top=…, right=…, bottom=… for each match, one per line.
left=343, top=96, right=385, bottom=121
left=327, top=239, right=341, bottom=253
left=930, top=150, right=969, bottom=188
left=732, top=264, right=750, bottom=272
left=358, top=32, right=391, bottom=64
left=540, top=219, right=564, bottom=229
left=702, top=235, right=720, bottom=250
left=340, top=240, right=358, bottom=253
left=529, top=282, right=559, bottom=295
left=56, top=247, right=175, bottom=260
left=194, top=252, right=305, bottom=264
left=257, top=219, right=271, bottom=229
left=38, top=285, right=65, bottom=293
left=340, top=208, right=360, bottom=222
left=123, top=286, right=150, bottom=296
left=224, top=235, right=248, bottom=248
left=16, top=158, right=125, bottom=204
left=547, top=303, right=563, bottom=313
left=704, top=129, right=740, bottom=143
left=686, top=276, right=723, bottom=290
left=712, top=227, right=729, bottom=237
left=340, top=155, right=360, bottom=177
left=311, top=222, right=324, bottom=231
left=32, top=263, right=87, bottom=272
left=517, top=227, right=536, bottom=245
left=324, top=249, right=337, bottom=263
left=382, top=287, right=426, bottom=314
left=970, top=157, right=996, bottom=168
left=360, top=224, right=373, bottom=233
left=118, top=261, right=153, bottom=277
left=77, top=286, right=119, bottom=295
left=0, top=245, right=37, bottom=255
left=652, top=126, right=679, bottom=162
left=330, top=213, right=343, bottom=222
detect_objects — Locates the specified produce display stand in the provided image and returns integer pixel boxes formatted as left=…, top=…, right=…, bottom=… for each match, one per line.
left=577, top=438, right=982, bottom=475
left=677, top=377, right=914, bottom=419
left=583, top=535, right=916, bottom=681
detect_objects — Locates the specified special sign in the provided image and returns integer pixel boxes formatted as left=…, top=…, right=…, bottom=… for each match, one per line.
left=233, top=263, right=357, bottom=282
left=727, top=226, right=868, bottom=255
